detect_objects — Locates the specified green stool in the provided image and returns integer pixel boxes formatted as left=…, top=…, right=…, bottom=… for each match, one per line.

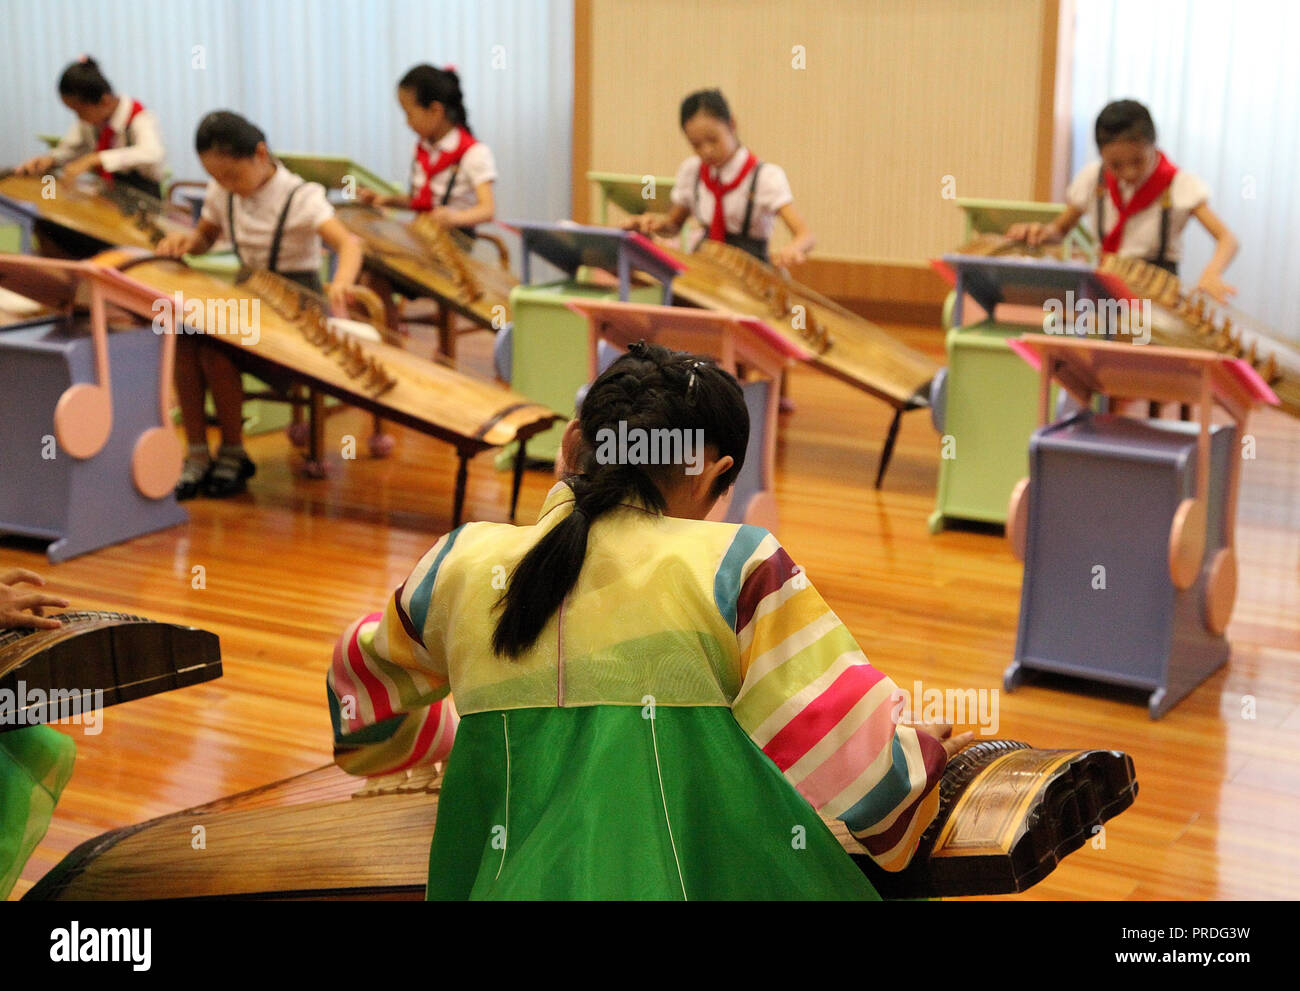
left=929, top=320, right=1057, bottom=531
left=929, top=254, right=1118, bottom=533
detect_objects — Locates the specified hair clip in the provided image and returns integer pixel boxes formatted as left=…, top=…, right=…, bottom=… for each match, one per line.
left=444, top=63, right=458, bottom=73
left=627, top=339, right=648, bottom=356
left=686, top=360, right=703, bottom=404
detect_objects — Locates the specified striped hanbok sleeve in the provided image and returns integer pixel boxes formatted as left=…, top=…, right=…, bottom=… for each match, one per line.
left=327, top=528, right=464, bottom=777
left=722, top=527, right=947, bottom=872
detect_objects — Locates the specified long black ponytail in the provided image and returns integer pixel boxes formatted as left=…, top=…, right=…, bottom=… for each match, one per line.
left=492, top=342, right=748, bottom=659
left=399, top=64, right=472, bottom=134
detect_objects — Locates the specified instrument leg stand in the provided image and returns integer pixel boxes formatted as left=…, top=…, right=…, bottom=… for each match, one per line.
left=510, top=440, right=528, bottom=522
left=874, top=408, right=904, bottom=489
left=452, top=450, right=470, bottom=527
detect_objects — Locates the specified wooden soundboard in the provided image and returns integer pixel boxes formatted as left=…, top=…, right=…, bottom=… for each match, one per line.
left=1097, top=254, right=1300, bottom=420
left=657, top=240, right=939, bottom=486
left=948, top=237, right=1299, bottom=420
left=91, top=248, right=559, bottom=525
left=24, top=739, right=1136, bottom=900
left=0, top=174, right=185, bottom=250
left=662, top=240, right=939, bottom=410
left=335, top=204, right=517, bottom=331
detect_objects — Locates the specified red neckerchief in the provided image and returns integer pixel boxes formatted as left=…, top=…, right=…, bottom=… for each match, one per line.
left=93, top=99, right=145, bottom=185
left=700, top=150, right=758, bottom=241
left=410, top=127, right=477, bottom=212
left=1101, top=151, right=1178, bottom=253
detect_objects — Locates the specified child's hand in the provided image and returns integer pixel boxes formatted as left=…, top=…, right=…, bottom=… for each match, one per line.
left=14, top=154, right=56, bottom=177
left=905, top=720, right=976, bottom=760
left=356, top=188, right=388, bottom=208
left=1006, top=221, right=1061, bottom=247
left=772, top=244, right=807, bottom=269
left=155, top=231, right=197, bottom=258
left=0, top=569, right=68, bottom=631
left=428, top=206, right=459, bottom=228
left=623, top=214, right=673, bottom=237
left=1196, top=273, right=1237, bottom=305
left=60, top=153, right=101, bottom=182
left=327, top=281, right=353, bottom=318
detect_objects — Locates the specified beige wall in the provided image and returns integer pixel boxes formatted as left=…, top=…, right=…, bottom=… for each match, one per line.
left=579, top=0, right=1056, bottom=268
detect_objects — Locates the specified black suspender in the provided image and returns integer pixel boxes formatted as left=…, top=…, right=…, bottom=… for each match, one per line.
left=694, top=160, right=764, bottom=236
left=228, top=179, right=306, bottom=273
left=1155, top=187, right=1172, bottom=267
left=441, top=164, right=459, bottom=207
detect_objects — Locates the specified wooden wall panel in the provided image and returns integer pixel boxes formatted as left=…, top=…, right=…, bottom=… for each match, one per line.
left=579, top=0, right=1056, bottom=267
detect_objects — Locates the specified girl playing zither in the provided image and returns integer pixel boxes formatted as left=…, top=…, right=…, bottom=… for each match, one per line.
left=328, top=341, right=970, bottom=899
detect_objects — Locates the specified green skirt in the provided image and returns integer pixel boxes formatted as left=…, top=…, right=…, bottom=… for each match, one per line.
left=427, top=705, right=879, bottom=900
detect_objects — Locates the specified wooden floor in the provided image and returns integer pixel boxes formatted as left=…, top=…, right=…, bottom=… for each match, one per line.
left=6, top=324, right=1299, bottom=900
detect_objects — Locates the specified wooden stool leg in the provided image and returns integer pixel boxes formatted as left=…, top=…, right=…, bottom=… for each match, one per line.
left=874, top=408, right=904, bottom=489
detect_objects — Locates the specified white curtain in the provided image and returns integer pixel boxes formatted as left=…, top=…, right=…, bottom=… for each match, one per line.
left=0, top=0, right=573, bottom=230
left=1071, top=0, right=1300, bottom=341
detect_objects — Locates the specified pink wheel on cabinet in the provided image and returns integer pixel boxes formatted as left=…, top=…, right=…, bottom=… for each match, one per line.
left=132, top=427, right=184, bottom=499
left=1169, top=497, right=1207, bottom=590
left=54, top=384, right=113, bottom=459
left=1204, top=547, right=1237, bottom=635
left=1006, top=477, right=1031, bottom=562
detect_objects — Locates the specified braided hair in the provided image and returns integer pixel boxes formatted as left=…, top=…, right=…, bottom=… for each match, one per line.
left=399, top=64, right=472, bottom=134
left=492, top=341, right=748, bottom=659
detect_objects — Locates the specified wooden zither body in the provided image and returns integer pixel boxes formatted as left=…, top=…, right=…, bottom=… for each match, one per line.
left=335, top=204, right=518, bottom=331
left=660, top=240, right=940, bottom=486
left=25, top=739, right=1135, bottom=900
left=0, top=174, right=185, bottom=251
left=662, top=240, right=939, bottom=410
left=1096, top=253, right=1300, bottom=420
left=948, top=235, right=1300, bottom=420
left=0, top=611, right=222, bottom=730
left=86, top=249, right=560, bottom=524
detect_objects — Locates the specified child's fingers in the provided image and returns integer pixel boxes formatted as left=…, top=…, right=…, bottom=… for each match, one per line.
left=0, top=568, right=46, bottom=587
left=0, top=610, right=63, bottom=631
left=11, top=592, right=70, bottom=613
left=944, top=731, right=976, bottom=757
